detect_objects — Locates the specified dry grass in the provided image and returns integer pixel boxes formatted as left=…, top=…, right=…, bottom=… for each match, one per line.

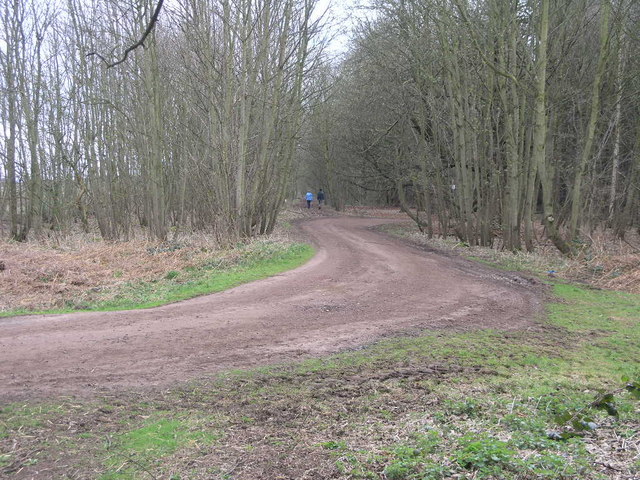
left=343, top=205, right=408, bottom=219
left=563, top=229, right=640, bottom=294
left=371, top=209, right=640, bottom=295
left=0, top=225, right=305, bottom=313
left=0, top=235, right=219, bottom=311
left=0, top=209, right=313, bottom=313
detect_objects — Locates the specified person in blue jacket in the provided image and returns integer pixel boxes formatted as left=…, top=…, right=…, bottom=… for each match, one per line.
left=305, top=191, right=313, bottom=208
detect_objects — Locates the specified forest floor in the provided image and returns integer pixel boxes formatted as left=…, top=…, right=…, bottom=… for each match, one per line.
left=376, top=216, right=640, bottom=296
left=0, top=213, right=544, bottom=399
left=1, top=208, right=638, bottom=479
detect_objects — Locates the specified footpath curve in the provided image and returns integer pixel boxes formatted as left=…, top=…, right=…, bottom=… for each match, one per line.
left=0, top=216, right=543, bottom=399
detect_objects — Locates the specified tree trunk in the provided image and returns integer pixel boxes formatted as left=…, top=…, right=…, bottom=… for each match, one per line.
left=608, top=31, right=625, bottom=223
left=569, top=0, right=611, bottom=239
left=532, top=0, right=572, bottom=255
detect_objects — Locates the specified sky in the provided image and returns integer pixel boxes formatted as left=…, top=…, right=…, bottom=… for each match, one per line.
left=314, top=0, right=367, bottom=57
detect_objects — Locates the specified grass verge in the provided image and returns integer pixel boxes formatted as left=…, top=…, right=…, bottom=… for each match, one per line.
left=376, top=223, right=640, bottom=295
left=1, top=241, right=314, bottom=317
left=1, top=280, right=638, bottom=479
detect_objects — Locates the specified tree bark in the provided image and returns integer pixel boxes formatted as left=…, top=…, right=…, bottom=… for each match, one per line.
left=569, top=0, right=611, bottom=239
left=532, top=0, right=572, bottom=255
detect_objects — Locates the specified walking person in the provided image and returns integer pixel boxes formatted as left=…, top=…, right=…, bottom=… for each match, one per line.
left=317, top=189, right=325, bottom=209
left=305, top=191, right=313, bottom=209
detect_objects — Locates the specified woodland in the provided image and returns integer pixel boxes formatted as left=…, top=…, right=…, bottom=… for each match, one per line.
left=1, top=3, right=639, bottom=478
left=1, top=0, right=639, bottom=254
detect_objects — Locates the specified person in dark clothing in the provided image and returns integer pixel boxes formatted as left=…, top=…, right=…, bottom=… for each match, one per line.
left=317, top=189, right=325, bottom=209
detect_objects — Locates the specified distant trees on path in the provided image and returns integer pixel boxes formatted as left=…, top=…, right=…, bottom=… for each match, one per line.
left=300, top=0, right=640, bottom=253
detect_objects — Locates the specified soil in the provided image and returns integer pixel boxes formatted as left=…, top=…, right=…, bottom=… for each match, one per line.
left=0, top=216, right=545, bottom=401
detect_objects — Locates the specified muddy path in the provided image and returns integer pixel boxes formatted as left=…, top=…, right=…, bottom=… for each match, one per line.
left=0, top=217, right=544, bottom=400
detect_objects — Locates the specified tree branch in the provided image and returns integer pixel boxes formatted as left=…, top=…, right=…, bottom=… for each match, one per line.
left=87, top=0, right=164, bottom=68
left=452, top=0, right=520, bottom=86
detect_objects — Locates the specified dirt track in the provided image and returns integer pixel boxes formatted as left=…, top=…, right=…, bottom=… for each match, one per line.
left=0, top=217, right=543, bottom=400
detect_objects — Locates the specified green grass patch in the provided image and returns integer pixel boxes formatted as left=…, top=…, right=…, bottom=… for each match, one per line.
left=99, top=417, right=219, bottom=479
left=549, top=284, right=640, bottom=332
left=546, top=284, right=640, bottom=383
left=0, top=404, right=59, bottom=439
left=88, top=241, right=315, bottom=311
left=1, top=241, right=314, bottom=317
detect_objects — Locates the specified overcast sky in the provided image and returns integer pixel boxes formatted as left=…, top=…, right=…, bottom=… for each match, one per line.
left=314, top=0, right=369, bottom=57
